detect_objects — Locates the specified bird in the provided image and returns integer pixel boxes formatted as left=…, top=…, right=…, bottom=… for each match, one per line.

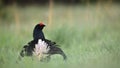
left=19, top=22, right=67, bottom=62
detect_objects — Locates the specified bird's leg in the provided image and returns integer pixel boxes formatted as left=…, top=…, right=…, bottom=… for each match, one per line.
left=39, top=55, right=51, bottom=62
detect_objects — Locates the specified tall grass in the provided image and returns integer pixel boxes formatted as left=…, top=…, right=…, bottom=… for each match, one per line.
left=0, top=4, right=120, bottom=68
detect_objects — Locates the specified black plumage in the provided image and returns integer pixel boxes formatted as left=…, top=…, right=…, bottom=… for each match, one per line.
left=19, top=23, right=67, bottom=61
left=33, top=23, right=56, bottom=46
left=33, top=23, right=45, bottom=40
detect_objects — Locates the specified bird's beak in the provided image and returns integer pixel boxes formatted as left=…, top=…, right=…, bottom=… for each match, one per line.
left=43, top=24, right=46, bottom=27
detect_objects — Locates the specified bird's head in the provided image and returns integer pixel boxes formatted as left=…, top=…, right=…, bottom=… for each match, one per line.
left=39, top=22, right=45, bottom=27
left=35, top=22, right=46, bottom=30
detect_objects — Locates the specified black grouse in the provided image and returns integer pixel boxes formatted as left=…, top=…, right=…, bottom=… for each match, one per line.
left=19, top=22, right=67, bottom=61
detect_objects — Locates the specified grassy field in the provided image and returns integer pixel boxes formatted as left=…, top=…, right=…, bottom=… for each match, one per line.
left=0, top=4, right=120, bottom=68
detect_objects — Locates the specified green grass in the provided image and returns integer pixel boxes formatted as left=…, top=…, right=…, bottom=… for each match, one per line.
left=0, top=4, right=120, bottom=68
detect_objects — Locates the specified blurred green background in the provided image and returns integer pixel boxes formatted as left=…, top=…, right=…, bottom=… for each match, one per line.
left=0, top=0, right=120, bottom=68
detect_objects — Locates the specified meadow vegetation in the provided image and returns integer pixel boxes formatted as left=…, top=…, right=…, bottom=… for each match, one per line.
left=0, top=4, right=120, bottom=68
